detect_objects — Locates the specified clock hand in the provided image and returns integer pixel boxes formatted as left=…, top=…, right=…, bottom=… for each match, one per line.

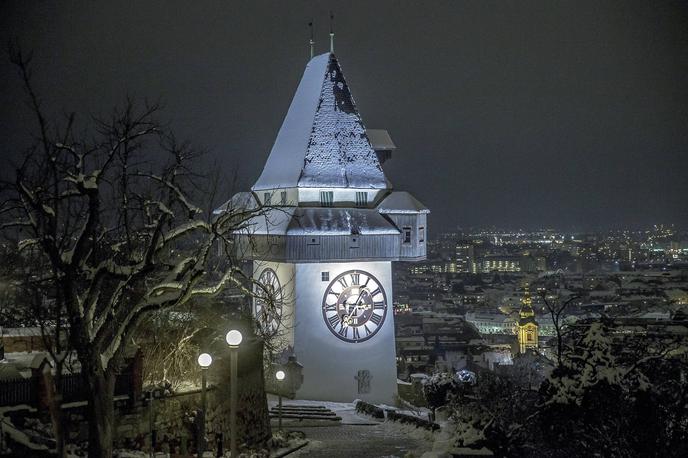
left=344, top=293, right=365, bottom=322
left=345, top=290, right=372, bottom=324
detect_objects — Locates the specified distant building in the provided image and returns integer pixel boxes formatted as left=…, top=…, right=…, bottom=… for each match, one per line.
left=475, top=254, right=545, bottom=273
left=517, top=286, right=538, bottom=354
left=478, top=255, right=521, bottom=272
left=455, top=242, right=476, bottom=273
left=465, top=311, right=515, bottom=335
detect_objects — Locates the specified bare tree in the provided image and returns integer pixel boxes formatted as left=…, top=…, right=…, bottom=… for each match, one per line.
left=1, top=47, right=265, bottom=457
left=538, top=290, right=580, bottom=368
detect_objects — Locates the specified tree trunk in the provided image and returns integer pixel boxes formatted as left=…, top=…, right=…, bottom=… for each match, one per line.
left=47, top=368, right=65, bottom=457
left=85, top=365, right=116, bottom=458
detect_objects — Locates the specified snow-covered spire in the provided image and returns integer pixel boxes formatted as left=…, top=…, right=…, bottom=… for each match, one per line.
left=252, top=53, right=388, bottom=191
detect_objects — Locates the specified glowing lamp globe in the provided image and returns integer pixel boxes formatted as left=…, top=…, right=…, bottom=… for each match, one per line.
left=275, top=370, right=286, bottom=381
left=226, top=330, right=243, bottom=347
left=197, top=353, right=212, bottom=368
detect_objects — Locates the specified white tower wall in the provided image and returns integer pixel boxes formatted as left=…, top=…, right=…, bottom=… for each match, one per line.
left=291, top=261, right=397, bottom=404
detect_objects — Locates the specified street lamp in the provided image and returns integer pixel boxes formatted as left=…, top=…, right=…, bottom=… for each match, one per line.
left=225, top=330, right=242, bottom=457
left=197, top=353, right=212, bottom=457
left=275, top=370, right=286, bottom=434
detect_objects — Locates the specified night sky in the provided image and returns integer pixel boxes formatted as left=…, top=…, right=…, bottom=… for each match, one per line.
left=2, top=1, right=687, bottom=232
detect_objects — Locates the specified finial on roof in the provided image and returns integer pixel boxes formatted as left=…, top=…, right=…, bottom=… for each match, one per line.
left=329, top=11, right=335, bottom=53
left=309, top=20, right=314, bottom=59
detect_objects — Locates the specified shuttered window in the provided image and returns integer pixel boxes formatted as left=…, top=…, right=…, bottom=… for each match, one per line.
left=355, top=192, right=368, bottom=207
left=403, top=227, right=412, bottom=244
left=320, top=191, right=334, bottom=207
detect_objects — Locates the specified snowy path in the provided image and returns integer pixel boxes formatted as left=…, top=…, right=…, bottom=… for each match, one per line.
left=269, top=399, right=435, bottom=457
left=286, top=422, right=432, bottom=458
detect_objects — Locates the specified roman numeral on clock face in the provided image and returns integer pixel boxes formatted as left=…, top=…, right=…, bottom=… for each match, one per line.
left=370, top=313, right=382, bottom=326
left=322, top=270, right=386, bottom=344
left=328, top=315, right=340, bottom=328
left=324, top=303, right=337, bottom=312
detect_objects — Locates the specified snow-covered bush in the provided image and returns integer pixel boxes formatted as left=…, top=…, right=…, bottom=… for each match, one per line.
left=421, top=372, right=459, bottom=411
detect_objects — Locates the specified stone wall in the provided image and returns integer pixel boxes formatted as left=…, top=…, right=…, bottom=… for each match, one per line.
left=113, top=390, right=207, bottom=453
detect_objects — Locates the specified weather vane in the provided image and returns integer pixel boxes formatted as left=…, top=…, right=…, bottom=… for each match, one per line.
left=309, top=19, right=314, bottom=59
left=329, top=11, right=335, bottom=53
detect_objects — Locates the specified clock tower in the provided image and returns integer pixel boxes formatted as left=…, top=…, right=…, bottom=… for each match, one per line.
left=517, top=285, right=539, bottom=354
left=218, top=53, right=428, bottom=404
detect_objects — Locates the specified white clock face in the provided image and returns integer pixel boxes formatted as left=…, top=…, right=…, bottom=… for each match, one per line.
left=254, top=268, right=283, bottom=334
left=321, top=270, right=388, bottom=343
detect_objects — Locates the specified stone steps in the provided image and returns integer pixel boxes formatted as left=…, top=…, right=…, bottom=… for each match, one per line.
left=269, top=404, right=342, bottom=423
left=275, top=405, right=329, bottom=410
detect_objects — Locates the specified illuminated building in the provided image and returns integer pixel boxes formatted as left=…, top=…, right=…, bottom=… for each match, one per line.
left=478, top=255, right=521, bottom=272
left=517, top=285, right=538, bottom=354
left=219, top=52, right=428, bottom=403
left=455, top=242, right=475, bottom=273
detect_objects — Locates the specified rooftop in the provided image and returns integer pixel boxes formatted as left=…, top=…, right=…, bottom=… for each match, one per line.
left=253, top=53, right=388, bottom=191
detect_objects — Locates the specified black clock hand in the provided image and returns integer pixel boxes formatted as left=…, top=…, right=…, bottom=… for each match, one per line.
left=345, top=291, right=366, bottom=322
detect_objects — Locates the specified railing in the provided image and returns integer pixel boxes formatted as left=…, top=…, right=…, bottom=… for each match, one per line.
left=60, top=373, right=83, bottom=402
left=0, top=377, right=35, bottom=406
left=0, top=371, right=135, bottom=407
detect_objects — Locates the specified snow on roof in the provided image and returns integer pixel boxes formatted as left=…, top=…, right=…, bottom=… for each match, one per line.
left=253, top=53, right=387, bottom=191
left=212, top=191, right=258, bottom=215
left=288, top=208, right=399, bottom=235
left=377, top=191, right=430, bottom=214
left=239, top=207, right=295, bottom=235
left=235, top=207, right=400, bottom=236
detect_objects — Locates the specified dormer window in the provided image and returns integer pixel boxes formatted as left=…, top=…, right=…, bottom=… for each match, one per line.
left=403, top=227, right=412, bottom=244
left=320, top=191, right=334, bottom=207
left=355, top=192, right=368, bottom=207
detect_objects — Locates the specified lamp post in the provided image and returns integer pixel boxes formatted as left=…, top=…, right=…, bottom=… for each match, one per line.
left=148, top=389, right=155, bottom=458
left=275, top=370, right=286, bottom=434
left=225, top=330, right=243, bottom=457
left=197, top=353, right=212, bottom=457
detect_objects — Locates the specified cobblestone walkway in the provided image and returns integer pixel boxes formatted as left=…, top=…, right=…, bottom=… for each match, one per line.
left=287, top=423, right=431, bottom=458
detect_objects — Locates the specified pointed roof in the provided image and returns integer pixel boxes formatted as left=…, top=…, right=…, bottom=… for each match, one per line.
left=519, top=284, right=536, bottom=322
left=253, top=53, right=388, bottom=191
